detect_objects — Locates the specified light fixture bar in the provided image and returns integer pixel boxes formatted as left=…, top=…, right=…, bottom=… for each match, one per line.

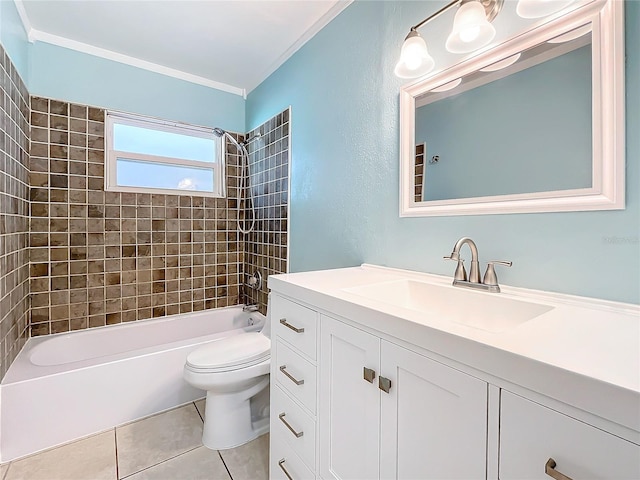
left=411, top=0, right=462, bottom=32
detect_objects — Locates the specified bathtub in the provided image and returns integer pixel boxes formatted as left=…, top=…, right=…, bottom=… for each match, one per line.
left=0, top=306, right=266, bottom=462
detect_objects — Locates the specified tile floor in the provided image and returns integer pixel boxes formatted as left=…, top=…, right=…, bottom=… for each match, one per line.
left=1, top=400, right=269, bottom=480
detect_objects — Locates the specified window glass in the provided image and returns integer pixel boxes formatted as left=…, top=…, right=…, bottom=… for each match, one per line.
left=116, top=158, right=215, bottom=192
left=105, top=111, right=225, bottom=197
left=113, top=124, right=215, bottom=163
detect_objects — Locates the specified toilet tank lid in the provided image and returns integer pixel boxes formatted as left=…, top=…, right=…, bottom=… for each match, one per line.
left=186, top=332, right=271, bottom=369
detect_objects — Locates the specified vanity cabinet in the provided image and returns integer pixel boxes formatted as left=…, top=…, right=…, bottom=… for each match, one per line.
left=268, top=270, right=640, bottom=480
left=319, top=315, right=488, bottom=480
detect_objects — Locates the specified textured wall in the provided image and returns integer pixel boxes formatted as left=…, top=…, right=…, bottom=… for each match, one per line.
left=0, top=45, right=30, bottom=378
left=246, top=0, right=640, bottom=304
left=29, top=97, right=245, bottom=335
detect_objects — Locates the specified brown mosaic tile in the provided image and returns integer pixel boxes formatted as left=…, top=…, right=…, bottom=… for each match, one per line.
left=26, top=97, right=253, bottom=338
left=243, top=108, right=290, bottom=315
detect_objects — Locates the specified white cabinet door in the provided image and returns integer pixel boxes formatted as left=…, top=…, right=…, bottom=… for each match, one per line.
left=379, top=341, right=488, bottom=480
left=319, top=315, right=381, bottom=480
left=500, top=391, right=640, bottom=480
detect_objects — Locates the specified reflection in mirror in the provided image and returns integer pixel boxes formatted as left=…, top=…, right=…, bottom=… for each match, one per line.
left=415, top=29, right=592, bottom=202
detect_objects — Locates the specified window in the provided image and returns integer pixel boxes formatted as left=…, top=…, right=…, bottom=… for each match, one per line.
left=105, top=111, right=225, bottom=197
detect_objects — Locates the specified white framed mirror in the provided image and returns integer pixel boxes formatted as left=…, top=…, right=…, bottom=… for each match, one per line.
left=399, top=0, right=624, bottom=217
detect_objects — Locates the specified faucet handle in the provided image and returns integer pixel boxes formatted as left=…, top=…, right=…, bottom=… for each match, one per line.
left=444, top=256, right=467, bottom=281
left=483, top=261, right=512, bottom=286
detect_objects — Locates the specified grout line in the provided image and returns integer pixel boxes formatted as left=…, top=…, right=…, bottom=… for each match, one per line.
left=217, top=450, right=233, bottom=480
left=113, top=428, right=119, bottom=480
left=193, top=400, right=205, bottom=423
left=118, top=446, right=202, bottom=480
left=2, top=462, right=11, bottom=480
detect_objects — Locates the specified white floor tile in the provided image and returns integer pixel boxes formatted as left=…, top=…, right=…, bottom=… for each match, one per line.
left=116, top=404, right=204, bottom=479
left=5, top=431, right=116, bottom=480
left=194, top=399, right=206, bottom=421
left=219, top=434, right=269, bottom=480
left=125, top=447, right=230, bottom=480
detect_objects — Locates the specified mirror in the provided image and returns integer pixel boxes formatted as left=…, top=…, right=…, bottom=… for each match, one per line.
left=399, top=0, right=624, bottom=217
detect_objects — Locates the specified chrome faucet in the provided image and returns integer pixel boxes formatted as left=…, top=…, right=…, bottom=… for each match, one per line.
left=444, top=237, right=512, bottom=293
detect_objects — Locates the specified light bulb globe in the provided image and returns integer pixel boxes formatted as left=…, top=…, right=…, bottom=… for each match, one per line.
left=394, top=31, right=436, bottom=79
left=446, top=1, right=496, bottom=54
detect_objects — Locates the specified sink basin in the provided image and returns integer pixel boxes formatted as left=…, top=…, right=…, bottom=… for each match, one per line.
left=344, top=279, right=554, bottom=333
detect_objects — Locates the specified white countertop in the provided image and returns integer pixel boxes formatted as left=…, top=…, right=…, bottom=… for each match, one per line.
left=268, top=264, right=640, bottom=439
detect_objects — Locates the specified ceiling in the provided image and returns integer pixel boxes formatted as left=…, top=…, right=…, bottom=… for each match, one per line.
left=16, top=0, right=351, bottom=96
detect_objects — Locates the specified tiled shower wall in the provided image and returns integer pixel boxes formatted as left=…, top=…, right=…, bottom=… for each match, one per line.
left=29, top=97, right=246, bottom=335
left=243, top=109, right=290, bottom=314
left=0, top=46, right=30, bottom=378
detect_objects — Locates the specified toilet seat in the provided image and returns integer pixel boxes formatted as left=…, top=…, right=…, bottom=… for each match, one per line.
left=186, top=332, right=270, bottom=373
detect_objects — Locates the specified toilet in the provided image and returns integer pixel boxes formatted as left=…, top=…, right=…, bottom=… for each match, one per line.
left=183, top=312, right=271, bottom=450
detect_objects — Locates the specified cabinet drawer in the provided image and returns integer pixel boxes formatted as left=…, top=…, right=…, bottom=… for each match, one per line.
left=273, top=385, right=316, bottom=470
left=272, top=295, right=318, bottom=360
left=271, top=432, right=316, bottom=480
left=500, top=391, right=640, bottom=480
left=275, top=340, right=317, bottom=413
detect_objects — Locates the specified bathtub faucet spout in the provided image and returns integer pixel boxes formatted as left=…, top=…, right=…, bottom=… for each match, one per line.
left=242, top=304, right=259, bottom=313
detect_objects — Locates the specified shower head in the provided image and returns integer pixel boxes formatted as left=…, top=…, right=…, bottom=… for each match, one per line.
left=213, top=127, right=242, bottom=150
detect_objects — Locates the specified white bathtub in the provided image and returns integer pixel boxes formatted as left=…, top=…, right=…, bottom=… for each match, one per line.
left=0, top=306, right=266, bottom=462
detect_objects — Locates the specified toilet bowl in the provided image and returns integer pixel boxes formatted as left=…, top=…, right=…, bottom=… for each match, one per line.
left=183, top=322, right=271, bottom=450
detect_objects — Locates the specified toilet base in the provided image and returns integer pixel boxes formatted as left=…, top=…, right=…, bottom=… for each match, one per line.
left=201, top=377, right=270, bottom=450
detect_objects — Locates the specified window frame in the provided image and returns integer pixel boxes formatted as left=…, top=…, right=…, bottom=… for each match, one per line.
left=105, top=111, right=226, bottom=198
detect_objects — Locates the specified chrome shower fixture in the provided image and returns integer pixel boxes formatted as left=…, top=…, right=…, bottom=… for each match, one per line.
left=212, top=127, right=256, bottom=234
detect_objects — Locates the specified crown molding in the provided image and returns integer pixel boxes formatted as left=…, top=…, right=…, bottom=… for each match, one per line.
left=11, top=0, right=354, bottom=98
left=32, top=29, right=245, bottom=97
left=245, top=0, right=353, bottom=94
left=13, top=0, right=36, bottom=42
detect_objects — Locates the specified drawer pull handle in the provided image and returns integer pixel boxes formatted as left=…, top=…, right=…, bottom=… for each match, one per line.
left=363, top=367, right=376, bottom=383
left=280, top=318, right=305, bottom=333
left=379, top=376, right=392, bottom=393
left=279, top=412, right=304, bottom=438
left=280, top=365, right=305, bottom=385
left=545, top=458, right=573, bottom=480
left=278, top=459, right=294, bottom=480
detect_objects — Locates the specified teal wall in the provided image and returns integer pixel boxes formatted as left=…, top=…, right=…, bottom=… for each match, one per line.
left=29, top=43, right=245, bottom=132
left=417, top=45, right=592, bottom=201
left=247, top=1, right=640, bottom=304
left=0, top=0, right=29, bottom=80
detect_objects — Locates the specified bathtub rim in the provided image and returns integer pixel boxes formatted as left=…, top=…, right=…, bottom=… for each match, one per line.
left=3, top=305, right=266, bottom=386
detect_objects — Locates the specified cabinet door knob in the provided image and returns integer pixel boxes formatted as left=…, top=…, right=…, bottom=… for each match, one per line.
left=279, top=412, right=304, bottom=438
left=278, top=459, right=294, bottom=480
left=545, top=458, right=573, bottom=480
left=280, top=318, right=304, bottom=333
left=379, top=376, right=392, bottom=393
left=363, top=367, right=376, bottom=383
left=279, top=365, right=305, bottom=385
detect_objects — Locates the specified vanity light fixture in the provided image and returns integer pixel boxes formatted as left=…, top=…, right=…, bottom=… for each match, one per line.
left=516, top=0, right=575, bottom=19
left=479, top=52, right=521, bottom=71
left=395, top=0, right=504, bottom=79
left=394, top=30, right=436, bottom=78
left=396, top=0, right=577, bottom=79
left=445, top=1, right=499, bottom=53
